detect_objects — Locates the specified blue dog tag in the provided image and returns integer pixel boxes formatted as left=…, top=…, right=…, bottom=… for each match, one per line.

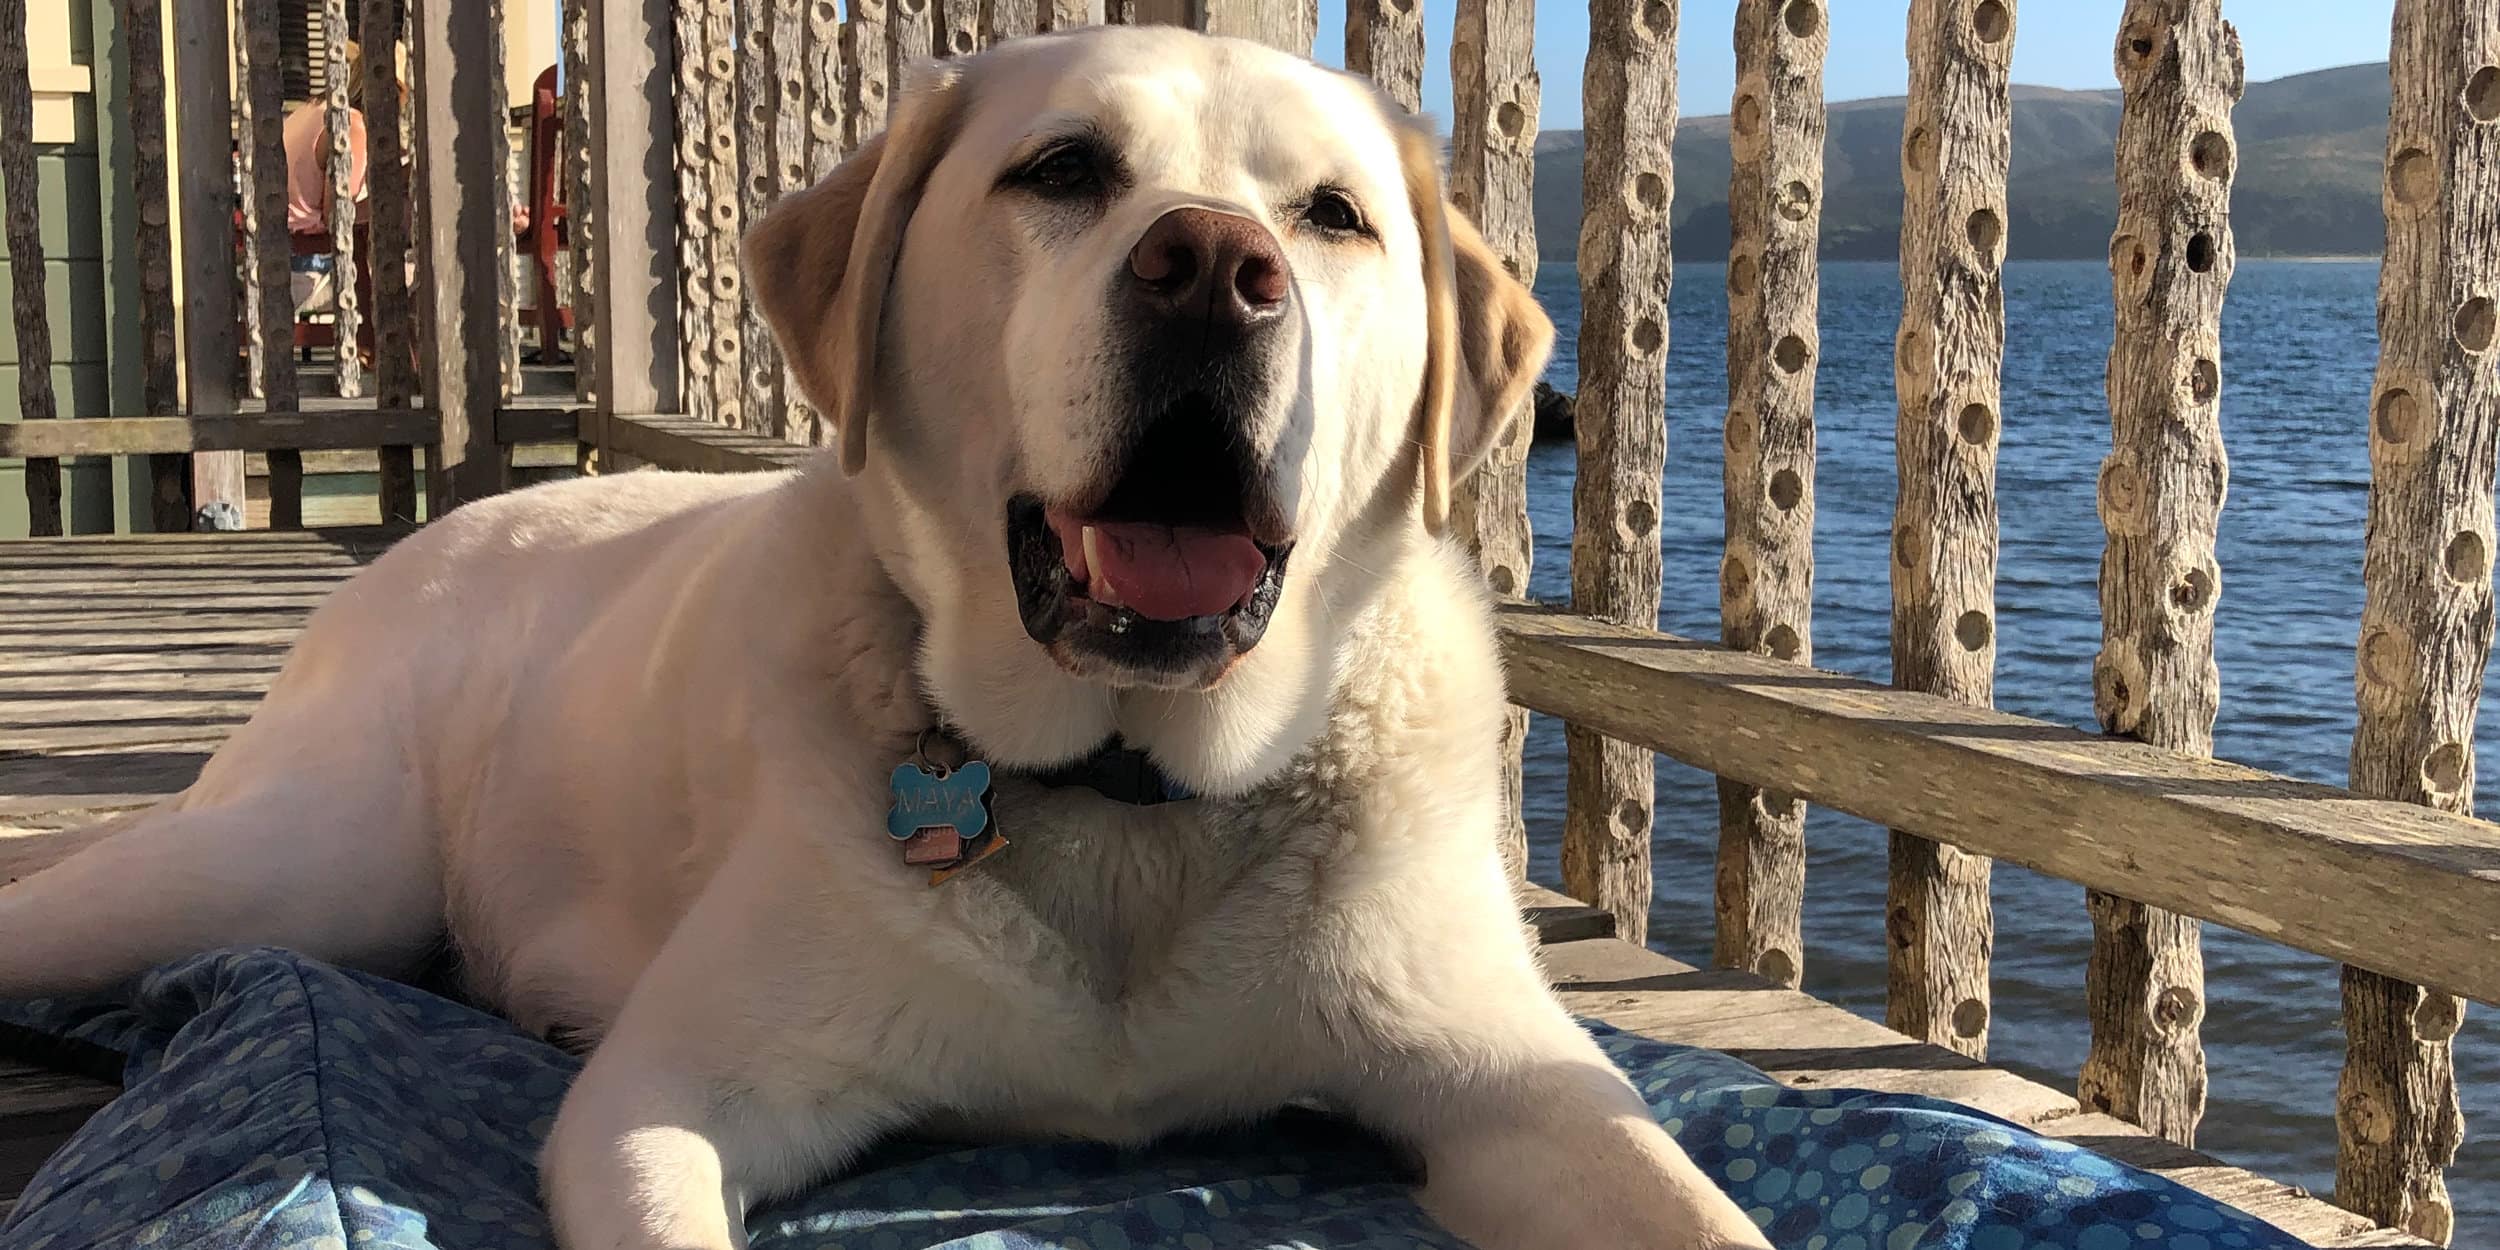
left=888, top=761, right=993, bottom=841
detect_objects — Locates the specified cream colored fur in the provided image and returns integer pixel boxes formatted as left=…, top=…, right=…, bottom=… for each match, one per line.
left=0, top=28, right=1769, bottom=1250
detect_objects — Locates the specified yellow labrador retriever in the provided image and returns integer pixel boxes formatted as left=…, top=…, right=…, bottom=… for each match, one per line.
left=0, top=27, right=1767, bottom=1250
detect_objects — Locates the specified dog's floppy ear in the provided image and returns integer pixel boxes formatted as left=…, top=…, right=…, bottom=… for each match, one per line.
left=1393, top=121, right=1556, bottom=535
left=745, top=62, right=969, bottom=473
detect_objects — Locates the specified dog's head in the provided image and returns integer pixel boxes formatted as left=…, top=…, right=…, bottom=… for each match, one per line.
left=747, top=27, right=1550, bottom=788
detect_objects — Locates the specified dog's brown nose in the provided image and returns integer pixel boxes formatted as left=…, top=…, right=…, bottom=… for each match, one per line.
left=1127, top=208, right=1291, bottom=331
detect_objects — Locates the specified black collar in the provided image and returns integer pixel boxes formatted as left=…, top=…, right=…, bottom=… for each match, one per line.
left=932, top=728, right=1192, bottom=807
left=1024, top=739, right=1194, bottom=806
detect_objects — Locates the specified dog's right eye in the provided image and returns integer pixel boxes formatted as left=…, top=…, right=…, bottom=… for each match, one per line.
left=1006, top=140, right=1108, bottom=198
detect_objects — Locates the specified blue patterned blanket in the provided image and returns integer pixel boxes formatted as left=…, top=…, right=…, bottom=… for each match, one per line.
left=0, top=948, right=2300, bottom=1249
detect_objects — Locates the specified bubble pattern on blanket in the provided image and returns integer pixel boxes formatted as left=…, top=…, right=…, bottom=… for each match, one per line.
left=0, top=949, right=2307, bottom=1250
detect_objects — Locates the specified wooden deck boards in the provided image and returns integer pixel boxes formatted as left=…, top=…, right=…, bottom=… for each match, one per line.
left=0, top=532, right=2422, bottom=1245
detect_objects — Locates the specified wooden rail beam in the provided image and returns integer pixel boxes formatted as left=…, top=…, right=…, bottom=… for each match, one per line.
left=1888, top=0, right=2014, bottom=1061
left=2082, top=0, right=2240, bottom=1150
left=1566, top=0, right=1675, bottom=944
left=0, top=412, right=439, bottom=459
left=1493, top=604, right=2500, bottom=1013
left=1715, top=0, right=1825, bottom=989
left=2338, top=2, right=2500, bottom=1240
left=1449, top=0, right=1539, bottom=878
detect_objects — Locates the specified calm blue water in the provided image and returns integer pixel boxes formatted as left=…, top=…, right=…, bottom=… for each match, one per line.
left=1514, top=258, right=2497, bottom=1230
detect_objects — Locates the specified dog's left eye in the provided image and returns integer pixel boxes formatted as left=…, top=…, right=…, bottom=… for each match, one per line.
left=1302, top=190, right=1367, bottom=236
left=1007, top=140, right=1108, bottom=198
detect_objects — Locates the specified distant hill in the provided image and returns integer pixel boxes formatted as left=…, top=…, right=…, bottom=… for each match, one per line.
left=1530, top=62, right=2389, bottom=263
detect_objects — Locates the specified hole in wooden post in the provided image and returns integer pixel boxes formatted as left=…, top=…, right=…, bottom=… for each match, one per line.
left=1778, top=180, right=1814, bottom=221
left=2109, top=233, right=2149, bottom=281
left=1768, top=468, right=1804, bottom=512
left=2184, top=232, right=2216, bottom=273
left=1951, top=998, right=1988, bottom=1038
left=1757, top=948, right=1798, bottom=986
left=2391, top=148, right=2437, bottom=206
left=1636, top=0, right=1670, bottom=39
left=1897, top=328, right=1926, bottom=375
left=1956, top=402, right=1996, bottom=446
left=2119, top=20, right=2158, bottom=64
left=1622, top=499, right=1657, bottom=538
left=2424, top=742, right=2470, bottom=796
left=1497, top=102, right=1528, bottom=141
left=1954, top=609, right=1992, bottom=652
left=1721, top=553, right=1755, bottom=603
left=1893, top=524, right=1926, bottom=571
left=1631, top=317, right=1665, bottom=356
left=1903, top=126, right=1933, bottom=175
left=814, top=0, right=838, bottom=20
left=2375, top=387, right=2424, bottom=447
left=1734, top=93, right=1763, bottom=138
left=952, top=29, right=974, bottom=52
left=1970, top=0, right=2009, bottom=44
left=1633, top=171, right=1669, bottom=211
left=2188, top=358, right=2219, bottom=404
left=2153, top=985, right=2202, bottom=1033
left=1614, top=799, right=1646, bottom=835
left=1489, top=564, right=1518, bottom=595
left=2189, top=130, right=2232, bottom=180
left=2470, top=66, right=2500, bottom=123
left=2170, top=564, right=2215, bottom=614
left=2359, top=625, right=2412, bottom=694
left=1783, top=0, right=1820, bottom=39
left=2445, top=531, right=2489, bottom=584
left=1773, top=334, right=1811, bottom=374
left=2457, top=296, right=2498, bottom=352
left=1728, top=253, right=1759, bottom=298
left=1726, top=406, right=1760, bottom=457
left=1966, top=208, right=2003, bottom=259
left=2416, top=994, right=2465, bottom=1042
left=1765, top=623, right=1802, bottom=660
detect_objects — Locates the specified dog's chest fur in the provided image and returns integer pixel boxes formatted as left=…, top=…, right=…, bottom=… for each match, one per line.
left=907, top=731, right=1369, bottom=1140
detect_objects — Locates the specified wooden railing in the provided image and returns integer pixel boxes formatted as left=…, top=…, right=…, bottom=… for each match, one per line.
left=7, top=0, right=2497, bottom=1243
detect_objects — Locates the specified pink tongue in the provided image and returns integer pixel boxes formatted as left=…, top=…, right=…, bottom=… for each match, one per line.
left=1084, top=521, right=1267, bottom=621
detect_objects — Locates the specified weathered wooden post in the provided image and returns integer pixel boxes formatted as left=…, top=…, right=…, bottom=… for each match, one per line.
left=365, top=0, right=421, bottom=522
left=2080, top=0, right=2238, bottom=1148
left=325, top=0, right=363, bottom=403
left=1345, top=0, right=1423, bottom=110
left=704, top=0, right=743, bottom=429
left=1450, top=0, right=1538, bottom=877
left=0, top=0, right=60, bottom=535
left=562, top=0, right=598, bottom=420
left=174, top=0, right=246, bottom=526
left=410, top=0, right=513, bottom=510
left=2339, top=2, right=2498, bottom=1241
left=1887, top=0, right=2012, bottom=1060
left=843, top=0, right=891, bottom=153
left=239, top=0, right=302, bottom=528
left=1714, top=0, right=1824, bottom=988
left=585, top=0, right=683, bottom=426
left=674, top=0, right=718, bottom=424
left=125, top=0, right=189, bottom=531
left=1565, top=0, right=1674, bottom=944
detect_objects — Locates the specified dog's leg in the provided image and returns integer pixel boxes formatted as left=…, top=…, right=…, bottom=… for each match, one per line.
left=0, top=773, right=439, bottom=998
left=538, top=833, right=913, bottom=1250
left=1343, top=1019, right=1772, bottom=1250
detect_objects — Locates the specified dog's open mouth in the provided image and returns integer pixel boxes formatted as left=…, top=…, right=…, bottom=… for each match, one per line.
left=1007, top=398, right=1292, bottom=679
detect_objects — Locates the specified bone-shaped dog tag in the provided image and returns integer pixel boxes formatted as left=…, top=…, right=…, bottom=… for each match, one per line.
left=888, top=759, right=1004, bottom=884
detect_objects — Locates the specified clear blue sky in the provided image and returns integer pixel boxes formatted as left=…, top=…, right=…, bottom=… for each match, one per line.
left=1308, top=0, right=2397, bottom=128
